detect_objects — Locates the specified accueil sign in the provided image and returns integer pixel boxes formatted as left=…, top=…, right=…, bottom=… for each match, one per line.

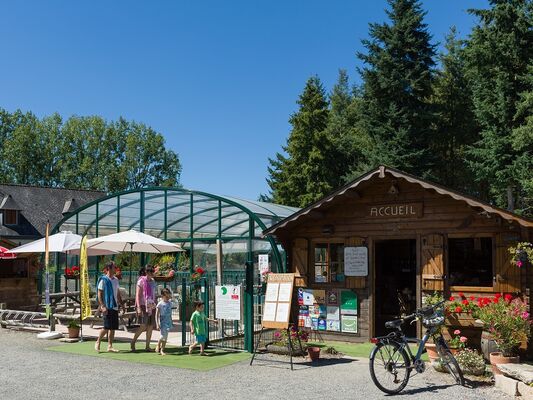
left=368, top=202, right=423, bottom=218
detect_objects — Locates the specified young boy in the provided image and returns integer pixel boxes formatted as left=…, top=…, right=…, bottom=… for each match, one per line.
left=189, top=301, right=208, bottom=355
left=155, top=288, right=173, bottom=356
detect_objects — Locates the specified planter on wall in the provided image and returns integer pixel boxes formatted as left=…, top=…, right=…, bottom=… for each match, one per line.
left=489, top=352, right=519, bottom=375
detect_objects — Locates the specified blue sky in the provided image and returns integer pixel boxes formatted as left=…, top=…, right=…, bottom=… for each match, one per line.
left=0, top=0, right=487, bottom=200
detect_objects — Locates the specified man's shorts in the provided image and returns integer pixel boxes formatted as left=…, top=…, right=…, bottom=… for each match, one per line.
left=103, top=309, right=119, bottom=330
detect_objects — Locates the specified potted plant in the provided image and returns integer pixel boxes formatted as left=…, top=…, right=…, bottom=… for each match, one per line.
left=153, top=254, right=176, bottom=282
left=67, top=320, right=80, bottom=338
left=476, top=294, right=531, bottom=375
left=64, top=266, right=80, bottom=279
left=455, top=348, right=486, bottom=376
left=422, top=292, right=443, bottom=360
left=266, top=327, right=308, bottom=356
left=447, top=329, right=468, bottom=355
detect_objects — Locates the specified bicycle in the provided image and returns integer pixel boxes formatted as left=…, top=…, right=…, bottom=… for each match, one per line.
left=369, top=300, right=464, bottom=394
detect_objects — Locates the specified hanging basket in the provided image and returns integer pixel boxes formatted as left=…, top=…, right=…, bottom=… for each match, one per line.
left=153, top=275, right=174, bottom=282
left=64, top=274, right=80, bottom=280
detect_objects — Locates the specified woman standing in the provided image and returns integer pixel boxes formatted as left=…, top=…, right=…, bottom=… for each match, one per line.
left=131, top=265, right=157, bottom=351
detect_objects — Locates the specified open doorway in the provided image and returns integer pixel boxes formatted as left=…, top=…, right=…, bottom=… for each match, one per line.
left=374, top=239, right=417, bottom=337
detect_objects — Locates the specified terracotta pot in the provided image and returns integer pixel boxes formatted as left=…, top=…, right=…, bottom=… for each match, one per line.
left=449, top=348, right=460, bottom=356
left=307, top=346, right=321, bottom=362
left=68, top=327, right=80, bottom=338
left=425, top=343, right=438, bottom=360
left=489, top=351, right=519, bottom=375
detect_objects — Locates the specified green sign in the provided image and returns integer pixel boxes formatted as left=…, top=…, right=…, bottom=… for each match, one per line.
left=340, top=290, right=357, bottom=315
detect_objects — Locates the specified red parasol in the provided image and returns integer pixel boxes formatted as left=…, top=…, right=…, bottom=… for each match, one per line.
left=0, top=246, right=16, bottom=259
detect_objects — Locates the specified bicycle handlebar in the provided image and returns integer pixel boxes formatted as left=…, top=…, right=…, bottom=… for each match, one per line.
left=403, top=300, right=446, bottom=321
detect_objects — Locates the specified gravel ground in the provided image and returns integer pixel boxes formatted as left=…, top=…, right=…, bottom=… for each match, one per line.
left=0, top=329, right=512, bottom=400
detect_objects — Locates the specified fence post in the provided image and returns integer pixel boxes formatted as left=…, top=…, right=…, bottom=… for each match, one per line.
left=244, top=260, right=254, bottom=352
left=181, top=277, right=187, bottom=347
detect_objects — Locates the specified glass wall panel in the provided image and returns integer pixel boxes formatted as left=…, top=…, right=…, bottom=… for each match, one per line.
left=118, top=192, right=141, bottom=231
left=97, top=197, right=118, bottom=236
left=143, top=190, right=166, bottom=238
left=78, top=205, right=97, bottom=238
left=166, top=192, right=190, bottom=239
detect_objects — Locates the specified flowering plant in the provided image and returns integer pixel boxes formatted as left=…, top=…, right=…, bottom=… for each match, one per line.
left=154, top=254, right=176, bottom=277
left=448, top=329, right=468, bottom=350
left=509, top=242, right=533, bottom=268
left=64, top=266, right=80, bottom=277
left=191, top=265, right=206, bottom=282
left=455, top=349, right=486, bottom=375
left=446, top=292, right=479, bottom=314
left=272, top=326, right=309, bottom=347
left=475, top=295, right=531, bottom=356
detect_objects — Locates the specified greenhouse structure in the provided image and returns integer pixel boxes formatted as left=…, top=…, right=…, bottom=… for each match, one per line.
left=51, top=187, right=299, bottom=351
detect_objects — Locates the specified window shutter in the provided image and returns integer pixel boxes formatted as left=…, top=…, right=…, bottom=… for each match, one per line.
left=421, top=234, right=444, bottom=291
left=292, top=238, right=308, bottom=287
left=346, top=236, right=366, bottom=289
left=495, top=232, right=520, bottom=293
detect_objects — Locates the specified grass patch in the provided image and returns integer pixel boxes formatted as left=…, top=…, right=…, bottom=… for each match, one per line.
left=308, top=341, right=429, bottom=361
left=46, top=341, right=250, bottom=371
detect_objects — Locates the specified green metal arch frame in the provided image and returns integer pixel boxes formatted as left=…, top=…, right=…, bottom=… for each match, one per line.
left=52, top=187, right=286, bottom=272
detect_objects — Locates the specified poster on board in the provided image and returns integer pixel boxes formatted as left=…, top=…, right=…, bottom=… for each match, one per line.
left=215, top=285, right=241, bottom=320
left=326, top=306, right=340, bottom=321
left=341, top=315, right=358, bottom=333
left=327, top=290, right=339, bottom=305
left=263, top=302, right=277, bottom=321
left=313, top=290, right=326, bottom=304
left=327, top=319, right=340, bottom=331
left=302, top=289, right=315, bottom=305
left=340, top=290, right=358, bottom=315
left=265, top=283, right=279, bottom=302
left=261, top=273, right=295, bottom=329
left=344, top=246, right=368, bottom=276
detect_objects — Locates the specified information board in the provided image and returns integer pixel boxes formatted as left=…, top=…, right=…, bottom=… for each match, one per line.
left=261, top=273, right=295, bottom=329
left=344, top=246, right=368, bottom=276
left=215, top=285, right=241, bottom=320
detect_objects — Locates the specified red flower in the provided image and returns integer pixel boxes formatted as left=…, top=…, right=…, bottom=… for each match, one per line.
left=455, top=306, right=463, bottom=313
left=504, top=294, right=513, bottom=302
left=462, top=300, right=469, bottom=306
left=469, top=296, right=475, bottom=301
left=65, top=267, right=71, bottom=275
left=493, top=297, right=499, bottom=303
left=449, top=296, right=455, bottom=301
left=195, top=266, right=205, bottom=275
left=458, top=292, right=465, bottom=298
left=495, top=293, right=502, bottom=299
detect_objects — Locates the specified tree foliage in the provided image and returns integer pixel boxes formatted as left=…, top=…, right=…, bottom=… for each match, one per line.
left=465, top=0, right=533, bottom=212
left=0, top=109, right=181, bottom=192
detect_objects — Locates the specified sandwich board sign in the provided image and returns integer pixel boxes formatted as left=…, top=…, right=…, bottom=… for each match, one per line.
left=262, top=273, right=295, bottom=329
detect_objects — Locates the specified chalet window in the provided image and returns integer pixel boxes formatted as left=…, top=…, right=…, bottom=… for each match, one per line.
left=3, top=209, right=18, bottom=225
left=314, top=243, right=344, bottom=283
left=448, top=237, right=493, bottom=287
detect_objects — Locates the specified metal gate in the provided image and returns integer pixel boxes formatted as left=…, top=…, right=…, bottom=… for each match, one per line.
left=177, top=264, right=261, bottom=351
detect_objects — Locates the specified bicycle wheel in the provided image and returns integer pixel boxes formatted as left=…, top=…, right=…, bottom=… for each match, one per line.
left=438, top=347, right=465, bottom=386
left=369, top=341, right=411, bottom=394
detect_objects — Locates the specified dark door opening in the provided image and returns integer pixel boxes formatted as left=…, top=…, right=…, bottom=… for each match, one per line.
left=374, top=239, right=417, bottom=337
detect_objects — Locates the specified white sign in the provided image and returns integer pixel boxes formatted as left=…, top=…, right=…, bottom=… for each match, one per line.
left=215, top=285, right=241, bottom=320
left=278, top=283, right=292, bottom=302
left=263, top=302, right=277, bottom=321
left=275, top=302, right=290, bottom=322
left=344, top=246, right=368, bottom=277
left=327, top=306, right=340, bottom=321
left=302, top=289, right=315, bottom=306
left=265, top=283, right=279, bottom=302
left=259, top=254, right=269, bottom=274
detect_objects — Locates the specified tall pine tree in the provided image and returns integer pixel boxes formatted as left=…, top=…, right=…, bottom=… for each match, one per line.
left=358, top=0, right=436, bottom=175
left=267, top=76, right=331, bottom=207
left=465, top=0, right=533, bottom=212
left=326, top=70, right=372, bottom=186
left=431, top=27, right=480, bottom=193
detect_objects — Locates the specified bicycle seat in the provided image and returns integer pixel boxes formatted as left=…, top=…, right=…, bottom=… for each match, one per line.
left=385, top=319, right=403, bottom=329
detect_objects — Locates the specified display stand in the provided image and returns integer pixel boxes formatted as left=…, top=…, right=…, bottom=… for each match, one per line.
left=250, top=273, right=301, bottom=370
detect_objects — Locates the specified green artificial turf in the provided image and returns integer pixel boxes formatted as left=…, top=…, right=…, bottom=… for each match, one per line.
left=308, top=341, right=429, bottom=361
left=46, top=341, right=250, bottom=371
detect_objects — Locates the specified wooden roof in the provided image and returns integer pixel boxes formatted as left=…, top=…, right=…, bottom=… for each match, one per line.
left=264, top=166, right=533, bottom=235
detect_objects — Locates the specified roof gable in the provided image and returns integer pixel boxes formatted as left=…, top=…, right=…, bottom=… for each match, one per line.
left=264, top=166, right=533, bottom=235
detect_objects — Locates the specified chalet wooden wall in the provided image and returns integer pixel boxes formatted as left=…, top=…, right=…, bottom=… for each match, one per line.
left=273, top=175, right=532, bottom=340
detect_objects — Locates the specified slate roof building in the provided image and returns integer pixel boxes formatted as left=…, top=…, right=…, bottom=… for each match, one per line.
left=0, top=184, right=105, bottom=309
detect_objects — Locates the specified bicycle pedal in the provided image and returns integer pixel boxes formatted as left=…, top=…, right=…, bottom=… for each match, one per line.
left=414, top=359, right=426, bottom=373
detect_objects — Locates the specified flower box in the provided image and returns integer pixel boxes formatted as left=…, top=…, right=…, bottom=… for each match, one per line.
left=154, top=275, right=174, bottom=283
left=445, top=312, right=477, bottom=327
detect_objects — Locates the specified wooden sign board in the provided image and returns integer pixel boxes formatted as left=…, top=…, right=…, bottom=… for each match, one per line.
left=262, top=273, right=295, bottom=329
left=344, top=246, right=368, bottom=277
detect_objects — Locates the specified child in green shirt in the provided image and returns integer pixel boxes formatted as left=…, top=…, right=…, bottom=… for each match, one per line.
left=189, top=301, right=209, bottom=355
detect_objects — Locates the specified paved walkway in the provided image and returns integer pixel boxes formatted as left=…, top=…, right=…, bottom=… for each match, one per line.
left=0, top=329, right=511, bottom=400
